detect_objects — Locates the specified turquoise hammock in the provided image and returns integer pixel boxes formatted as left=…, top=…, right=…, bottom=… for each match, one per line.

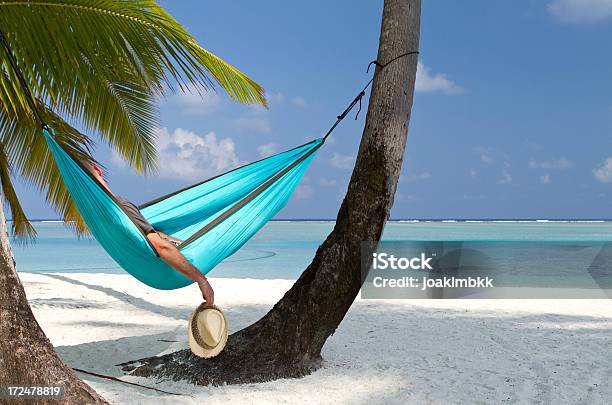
left=40, top=62, right=379, bottom=291
left=2, top=29, right=417, bottom=290
left=44, top=128, right=324, bottom=290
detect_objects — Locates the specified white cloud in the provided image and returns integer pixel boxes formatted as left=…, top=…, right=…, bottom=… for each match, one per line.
left=295, top=184, right=314, bottom=200
left=475, top=147, right=495, bottom=164
left=548, top=0, right=612, bottom=23
left=499, top=169, right=512, bottom=184
left=593, top=158, right=612, bottom=183
left=469, top=168, right=477, bottom=179
left=462, top=194, right=486, bottom=200
left=154, top=127, right=243, bottom=180
left=480, top=153, right=494, bottom=164
left=320, top=178, right=337, bottom=186
left=395, top=193, right=418, bottom=203
left=266, top=92, right=285, bottom=104
left=329, top=153, right=355, bottom=169
left=110, top=150, right=126, bottom=168
left=231, top=106, right=272, bottom=134
left=233, top=117, right=271, bottom=133
left=257, top=142, right=279, bottom=158
left=416, top=62, right=464, bottom=95
left=529, top=158, right=574, bottom=170
left=540, top=174, right=552, bottom=184
left=291, top=96, right=308, bottom=107
left=402, top=171, right=431, bottom=182
left=170, top=86, right=222, bottom=116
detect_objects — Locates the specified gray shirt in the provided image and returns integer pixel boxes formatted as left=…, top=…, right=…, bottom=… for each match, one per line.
left=116, top=196, right=155, bottom=235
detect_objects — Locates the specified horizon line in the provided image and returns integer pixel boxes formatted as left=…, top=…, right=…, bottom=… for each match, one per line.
left=9, top=218, right=612, bottom=222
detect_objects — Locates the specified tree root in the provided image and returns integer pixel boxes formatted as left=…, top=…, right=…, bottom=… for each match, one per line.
left=119, top=332, right=323, bottom=386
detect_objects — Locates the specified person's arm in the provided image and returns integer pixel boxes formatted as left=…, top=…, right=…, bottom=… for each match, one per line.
left=147, top=232, right=214, bottom=304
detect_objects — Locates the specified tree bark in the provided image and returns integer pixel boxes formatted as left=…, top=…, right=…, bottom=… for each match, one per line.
left=123, top=0, right=420, bottom=385
left=0, top=196, right=107, bottom=404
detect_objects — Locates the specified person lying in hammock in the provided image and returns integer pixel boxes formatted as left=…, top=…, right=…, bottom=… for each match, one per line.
left=85, top=162, right=214, bottom=304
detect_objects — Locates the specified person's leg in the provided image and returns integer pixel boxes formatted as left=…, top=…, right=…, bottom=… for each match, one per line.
left=147, top=232, right=214, bottom=304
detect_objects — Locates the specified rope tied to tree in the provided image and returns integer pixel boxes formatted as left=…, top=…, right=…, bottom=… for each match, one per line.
left=322, top=50, right=419, bottom=140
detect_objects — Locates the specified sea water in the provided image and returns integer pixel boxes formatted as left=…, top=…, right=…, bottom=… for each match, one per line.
left=12, top=220, right=612, bottom=280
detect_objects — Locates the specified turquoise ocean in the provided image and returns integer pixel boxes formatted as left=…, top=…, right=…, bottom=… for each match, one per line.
left=12, top=220, right=612, bottom=280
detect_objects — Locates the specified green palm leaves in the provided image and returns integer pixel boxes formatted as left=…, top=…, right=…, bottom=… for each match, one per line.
left=0, top=0, right=266, bottom=237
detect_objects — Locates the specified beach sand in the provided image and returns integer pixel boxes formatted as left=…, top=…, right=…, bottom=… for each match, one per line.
left=19, top=272, right=612, bottom=404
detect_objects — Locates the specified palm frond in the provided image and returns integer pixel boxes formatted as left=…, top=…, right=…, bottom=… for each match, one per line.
left=0, top=0, right=266, bottom=173
left=0, top=0, right=266, bottom=111
left=0, top=105, right=97, bottom=234
left=0, top=141, right=36, bottom=240
left=0, top=0, right=267, bottom=239
left=190, top=47, right=267, bottom=107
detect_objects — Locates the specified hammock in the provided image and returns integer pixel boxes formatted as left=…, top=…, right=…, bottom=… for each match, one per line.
left=43, top=127, right=323, bottom=289
left=2, top=18, right=415, bottom=291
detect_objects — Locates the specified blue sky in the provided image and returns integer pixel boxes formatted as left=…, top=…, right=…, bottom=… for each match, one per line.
left=15, top=0, right=612, bottom=219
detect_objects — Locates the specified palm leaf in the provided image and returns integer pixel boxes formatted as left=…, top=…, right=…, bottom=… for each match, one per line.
left=0, top=141, right=36, bottom=240
left=0, top=0, right=267, bottom=238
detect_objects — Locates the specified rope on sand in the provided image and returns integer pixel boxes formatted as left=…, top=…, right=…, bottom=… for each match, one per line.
left=73, top=367, right=187, bottom=396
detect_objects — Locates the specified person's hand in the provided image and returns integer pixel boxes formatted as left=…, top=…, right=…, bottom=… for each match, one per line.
left=197, top=277, right=214, bottom=306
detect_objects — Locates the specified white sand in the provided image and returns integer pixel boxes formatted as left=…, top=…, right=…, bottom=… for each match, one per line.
left=19, top=272, right=612, bottom=404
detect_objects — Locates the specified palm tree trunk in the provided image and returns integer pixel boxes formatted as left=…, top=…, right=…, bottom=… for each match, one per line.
left=123, top=0, right=420, bottom=385
left=0, top=195, right=107, bottom=404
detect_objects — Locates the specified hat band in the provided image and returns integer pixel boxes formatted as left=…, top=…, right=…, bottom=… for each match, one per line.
left=190, top=303, right=225, bottom=350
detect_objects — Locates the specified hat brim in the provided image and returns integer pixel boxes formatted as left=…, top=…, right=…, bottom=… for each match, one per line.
left=187, top=304, right=228, bottom=358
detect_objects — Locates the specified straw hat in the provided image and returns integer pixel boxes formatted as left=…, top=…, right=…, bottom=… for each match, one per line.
left=187, top=304, right=228, bottom=358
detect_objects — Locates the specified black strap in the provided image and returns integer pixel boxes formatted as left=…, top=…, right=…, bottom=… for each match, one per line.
left=322, top=50, right=419, bottom=141
left=366, top=51, right=420, bottom=73
left=0, top=30, right=46, bottom=127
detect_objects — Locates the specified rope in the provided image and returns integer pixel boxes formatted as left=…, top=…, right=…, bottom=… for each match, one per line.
left=322, top=51, right=419, bottom=141
left=0, top=29, right=46, bottom=127
left=72, top=368, right=186, bottom=396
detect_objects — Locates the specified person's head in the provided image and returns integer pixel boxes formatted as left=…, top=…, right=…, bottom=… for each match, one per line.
left=80, top=160, right=110, bottom=191
left=81, top=160, right=102, bottom=179
left=90, top=163, right=104, bottom=180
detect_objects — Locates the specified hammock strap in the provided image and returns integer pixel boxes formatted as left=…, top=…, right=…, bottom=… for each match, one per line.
left=0, top=29, right=45, bottom=126
left=179, top=141, right=324, bottom=248
left=322, top=50, right=419, bottom=141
